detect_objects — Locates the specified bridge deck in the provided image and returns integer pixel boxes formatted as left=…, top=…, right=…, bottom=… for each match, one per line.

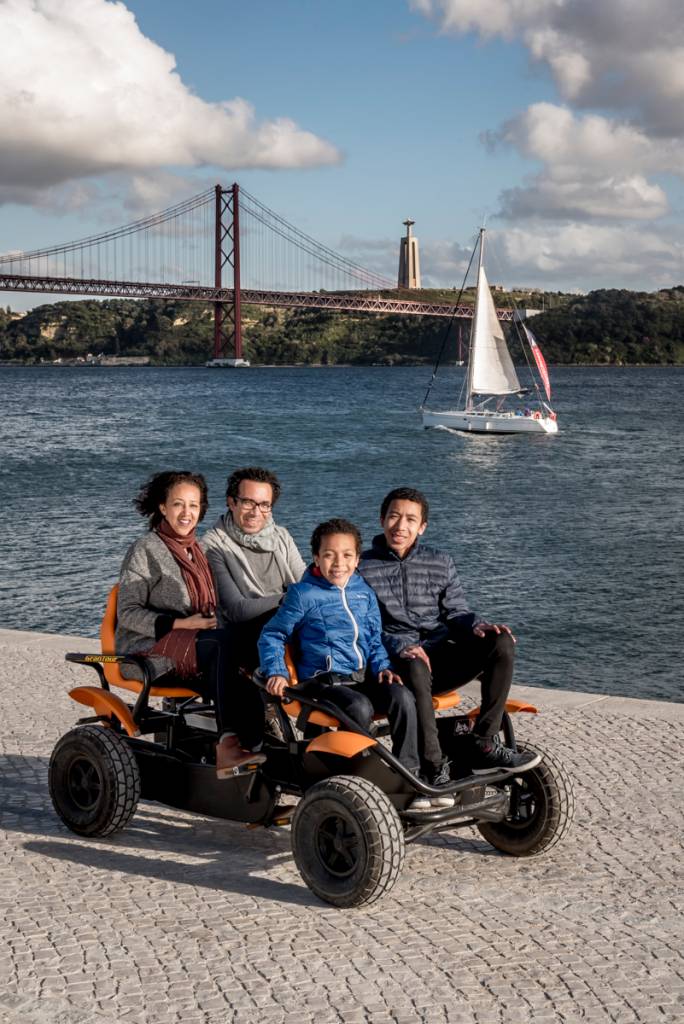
left=0, top=273, right=518, bottom=319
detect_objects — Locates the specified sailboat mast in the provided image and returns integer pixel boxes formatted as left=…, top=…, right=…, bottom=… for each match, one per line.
left=465, top=227, right=485, bottom=411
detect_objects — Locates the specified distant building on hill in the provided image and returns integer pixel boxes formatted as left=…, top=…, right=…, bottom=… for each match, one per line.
left=398, top=219, right=421, bottom=289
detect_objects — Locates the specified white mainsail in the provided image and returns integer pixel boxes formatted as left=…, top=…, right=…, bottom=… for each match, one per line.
left=421, top=225, right=558, bottom=435
left=469, top=266, right=520, bottom=398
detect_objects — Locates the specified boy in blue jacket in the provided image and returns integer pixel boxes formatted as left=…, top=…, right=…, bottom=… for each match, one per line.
left=257, top=517, right=424, bottom=781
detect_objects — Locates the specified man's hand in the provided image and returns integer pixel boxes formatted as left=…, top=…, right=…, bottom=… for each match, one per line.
left=378, top=668, right=403, bottom=686
left=399, top=644, right=432, bottom=671
left=473, top=622, right=516, bottom=643
left=265, top=675, right=290, bottom=697
left=173, top=614, right=217, bottom=630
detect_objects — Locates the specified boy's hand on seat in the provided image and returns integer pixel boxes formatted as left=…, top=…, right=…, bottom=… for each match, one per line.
left=378, top=669, right=403, bottom=686
left=266, top=675, right=290, bottom=697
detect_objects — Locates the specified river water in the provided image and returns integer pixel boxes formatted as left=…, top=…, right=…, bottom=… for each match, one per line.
left=1, top=364, right=682, bottom=702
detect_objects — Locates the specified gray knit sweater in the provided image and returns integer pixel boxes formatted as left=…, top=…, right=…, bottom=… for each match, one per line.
left=201, top=514, right=305, bottom=626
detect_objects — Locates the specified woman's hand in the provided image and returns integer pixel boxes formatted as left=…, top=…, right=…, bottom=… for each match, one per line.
left=265, top=675, right=290, bottom=697
left=172, top=613, right=217, bottom=630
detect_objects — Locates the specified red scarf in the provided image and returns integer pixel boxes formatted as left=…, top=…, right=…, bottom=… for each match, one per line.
left=155, top=519, right=216, bottom=616
left=148, top=520, right=217, bottom=679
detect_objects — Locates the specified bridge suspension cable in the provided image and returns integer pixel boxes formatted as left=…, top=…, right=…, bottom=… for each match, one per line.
left=239, top=187, right=394, bottom=293
left=0, top=184, right=394, bottom=296
left=0, top=183, right=518, bottom=363
left=0, top=188, right=216, bottom=286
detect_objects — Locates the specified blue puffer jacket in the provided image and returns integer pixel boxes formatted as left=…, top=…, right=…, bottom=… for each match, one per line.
left=359, top=534, right=481, bottom=657
left=257, top=567, right=391, bottom=681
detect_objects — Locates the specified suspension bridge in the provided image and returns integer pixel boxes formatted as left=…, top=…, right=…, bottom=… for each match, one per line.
left=0, top=184, right=515, bottom=361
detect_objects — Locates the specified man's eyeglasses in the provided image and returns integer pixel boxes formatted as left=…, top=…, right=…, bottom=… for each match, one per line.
left=235, top=497, right=272, bottom=514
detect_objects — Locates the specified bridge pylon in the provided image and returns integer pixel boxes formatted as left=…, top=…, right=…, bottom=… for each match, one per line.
left=213, top=183, right=243, bottom=361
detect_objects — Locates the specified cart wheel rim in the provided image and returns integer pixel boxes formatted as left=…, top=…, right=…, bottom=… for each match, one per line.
left=67, top=757, right=103, bottom=811
left=315, top=814, right=361, bottom=878
left=505, top=777, right=542, bottom=829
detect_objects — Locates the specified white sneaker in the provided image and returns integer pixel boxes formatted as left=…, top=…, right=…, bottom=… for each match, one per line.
left=431, top=792, right=455, bottom=808
left=407, top=793, right=432, bottom=812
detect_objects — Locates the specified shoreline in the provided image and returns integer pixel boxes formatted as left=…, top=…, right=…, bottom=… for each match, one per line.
left=1, top=361, right=683, bottom=369
left=1, top=625, right=681, bottom=715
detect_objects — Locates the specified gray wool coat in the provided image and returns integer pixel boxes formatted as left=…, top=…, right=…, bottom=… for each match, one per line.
left=115, top=531, right=193, bottom=679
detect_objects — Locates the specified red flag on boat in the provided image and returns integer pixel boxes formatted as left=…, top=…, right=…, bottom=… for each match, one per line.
left=523, top=325, right=551, bottom=401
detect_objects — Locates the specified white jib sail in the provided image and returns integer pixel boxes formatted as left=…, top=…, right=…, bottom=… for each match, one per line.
left=470, top=267, right=520, bottom=395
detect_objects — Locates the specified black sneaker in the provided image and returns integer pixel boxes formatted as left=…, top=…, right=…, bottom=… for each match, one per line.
left=427, top=759, right=454, bottom=807
left=469, top=735, right=541, bottom=775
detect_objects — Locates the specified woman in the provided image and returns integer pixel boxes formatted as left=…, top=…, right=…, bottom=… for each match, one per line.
left=115, top=470, right=265, bottom=776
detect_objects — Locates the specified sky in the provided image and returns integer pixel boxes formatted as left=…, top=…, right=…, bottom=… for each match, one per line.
left=2, top=0, right=684, bottom=310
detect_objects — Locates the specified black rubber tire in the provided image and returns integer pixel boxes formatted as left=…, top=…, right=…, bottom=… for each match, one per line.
left=49, top=725, right=141, bottom=837
left=477, top=742, right=575, bottom=856
left=291, top=775, right=405, bottom=908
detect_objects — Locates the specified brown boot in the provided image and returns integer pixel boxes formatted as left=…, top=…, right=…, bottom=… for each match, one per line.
left=215, top=735, right=266, bottom=779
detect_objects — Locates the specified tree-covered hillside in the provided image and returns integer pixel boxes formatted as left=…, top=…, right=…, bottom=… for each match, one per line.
left=1, top=286, right=684, bottom=365
left=530, top=288, right=684, bottom=364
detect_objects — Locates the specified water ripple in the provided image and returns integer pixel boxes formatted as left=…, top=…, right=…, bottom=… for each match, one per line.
left=1, top=364, right=682, bottom=702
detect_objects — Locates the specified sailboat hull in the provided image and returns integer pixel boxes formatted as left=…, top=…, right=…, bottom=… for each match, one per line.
left=422, top=409, right=558, bottom=434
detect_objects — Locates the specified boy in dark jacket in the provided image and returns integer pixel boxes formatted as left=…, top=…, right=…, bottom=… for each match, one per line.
left=258, top=518, right=424, bottom=782
left=359, top=487, right=540, bottom=783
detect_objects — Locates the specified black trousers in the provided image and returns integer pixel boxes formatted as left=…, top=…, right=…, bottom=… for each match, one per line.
left=164, top=628, right=265, bottom=749
left=297, top=671, right=420, bottom=774
left=229, top=610, right=277, bottom=672
left=398, top=629, right=515, bottom=771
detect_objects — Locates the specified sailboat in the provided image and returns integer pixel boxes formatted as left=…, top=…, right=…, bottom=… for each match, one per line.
left=421, top=229, right=558, bottom=435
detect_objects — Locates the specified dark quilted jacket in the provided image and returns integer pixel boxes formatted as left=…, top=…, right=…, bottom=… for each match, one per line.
left=358, top=534, right=480, bottom=657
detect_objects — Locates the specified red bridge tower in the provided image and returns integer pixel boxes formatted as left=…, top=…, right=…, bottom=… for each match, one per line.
left=213, top=183, right=244, bottom=363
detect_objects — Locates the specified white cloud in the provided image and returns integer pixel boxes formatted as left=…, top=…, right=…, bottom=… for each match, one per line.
left=407, top=223, right=684, bottom=293
left=489, top=103, right=673, bottom=220
left=412, top=0, right=684, bottom=134
left=490, top=223, right=684, bottom=290
left=0, top=0, right=340, bottom=205
left=413, top=2, right=684, bottom=228
left=495, top=103, right=684, bottom=177
left=499, top=174, right=668, bottom=222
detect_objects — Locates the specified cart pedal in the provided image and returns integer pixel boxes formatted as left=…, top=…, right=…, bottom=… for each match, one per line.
left=271, top=803, right=296, bottom=826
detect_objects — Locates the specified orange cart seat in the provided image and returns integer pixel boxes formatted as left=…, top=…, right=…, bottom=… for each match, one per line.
left=432, top=690, right=461, bottom=711
left=277, top=648, right=461, bottom=727
left=279, top=646, right=343, bottom=727
left=101, top=585, right=201, bottom=699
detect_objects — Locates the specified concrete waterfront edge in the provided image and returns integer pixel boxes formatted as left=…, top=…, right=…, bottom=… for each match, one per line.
left=1, top=626, right=682, bottom=722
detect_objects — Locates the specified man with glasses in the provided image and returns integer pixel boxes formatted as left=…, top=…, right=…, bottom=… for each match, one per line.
left=202, top=467, right=305, bottom=667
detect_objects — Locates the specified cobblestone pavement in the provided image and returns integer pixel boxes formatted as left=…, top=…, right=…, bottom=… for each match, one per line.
left=1, top=629, right=682, bottom=1024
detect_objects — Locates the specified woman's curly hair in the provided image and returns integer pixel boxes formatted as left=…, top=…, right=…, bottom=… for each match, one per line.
left=134, top=471, right=209, bottom=529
